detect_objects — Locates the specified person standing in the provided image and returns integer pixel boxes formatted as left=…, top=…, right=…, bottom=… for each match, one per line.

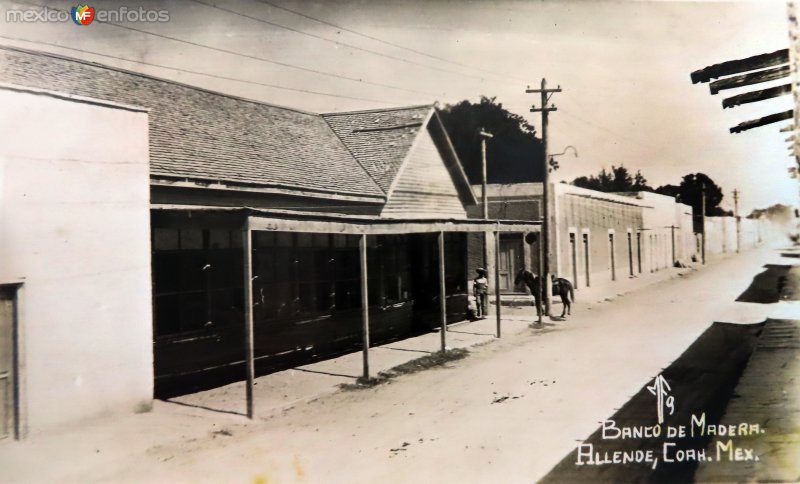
left=473, top=268, right=489, bottom=319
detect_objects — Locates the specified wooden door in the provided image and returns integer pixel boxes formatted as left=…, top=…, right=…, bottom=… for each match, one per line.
left=498, top=236, right=523, bottom=293
left=0, top=286, right=16, bottom=440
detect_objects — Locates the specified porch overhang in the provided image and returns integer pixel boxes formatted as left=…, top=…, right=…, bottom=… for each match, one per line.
left=151, top=203, right=533, bottom=418
left=150, top=204, right=542, bottom=234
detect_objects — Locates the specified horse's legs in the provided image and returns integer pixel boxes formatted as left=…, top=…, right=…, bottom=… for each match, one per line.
left=533, top=294, right=541, bottom=317
left=559, top=290, right=573, bottom=317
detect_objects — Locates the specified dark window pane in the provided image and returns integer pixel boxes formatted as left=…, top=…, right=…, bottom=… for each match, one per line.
left=316, top=281, right=334, bottom=312
left=335, top=280, right=361, bottom=311
left=230, top=230, right=243, bottom=249
left=298, top=282, right=317, bottom=313
left=385, top=275, right=399, bottom=304
left=276, top=232, right=293, bottom=247
left=313, top=233, right=329, bottom=247
left=153, top=228, right=179, bottom=251
left=254, top=249, right=275, bottom=282
left=334, top=249, right=357, bottom=279
left=297, top=247, right=315, bottom=281
left=153, top=253, right=180, bottom=294
left=254, top=231, right=275, bottom=248
left=314, top=249, right=332, bottom=278
left=349, top=280, right=363, bottom=308
left=180, top=229, right=203, bottom=250
left=261, top=283, right=293, bottom=320
left=333, top=234, right=347, bottom=248
left=208, top=288, right=242, bottom=327
left=180, top=253, right=206, bottom=291
left=367, top=276, right=381, bottom=306
left=209, top=229, right=230, bottom=249
left=297, top=233, right=312, bottom=247
left=209, top=250, right=243, bottom=289
left=179, top=292, right=207, bottom=332
left=274, top=248, right=294, bottom=281
left=154, top=294, right=180, bottom=337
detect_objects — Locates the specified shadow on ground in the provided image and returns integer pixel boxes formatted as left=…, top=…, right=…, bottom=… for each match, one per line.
left=539, top=321, right=764, bottom=483
left=162, top=399, right=247, bottom=417
left=736, top=264, right=799, bottom=303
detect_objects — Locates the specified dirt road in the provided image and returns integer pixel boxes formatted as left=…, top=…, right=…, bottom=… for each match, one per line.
left=2, top=246, right=796, bottom=483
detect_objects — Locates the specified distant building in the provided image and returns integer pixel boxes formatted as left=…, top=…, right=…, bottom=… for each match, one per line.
left=468, top=183, right=699, bottom=294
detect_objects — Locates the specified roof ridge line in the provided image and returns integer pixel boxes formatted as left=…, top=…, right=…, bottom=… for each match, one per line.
left=0, top=44, right=321, bottom=117
left=321, top=103, right=434, bottom=116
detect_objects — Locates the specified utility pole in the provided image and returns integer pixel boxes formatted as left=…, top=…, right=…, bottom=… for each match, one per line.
left=733, top=189, right=741, bottom=253
left=701, top=182, right=707, bottom=265
left=527, top=78, right=561, bottom=317
left=670, top=225, right=676, bottom=266
left=480, top=129, right=494, bottom=270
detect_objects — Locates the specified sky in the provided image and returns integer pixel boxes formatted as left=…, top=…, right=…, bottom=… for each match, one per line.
left=1, top=0, right=797, bottom=214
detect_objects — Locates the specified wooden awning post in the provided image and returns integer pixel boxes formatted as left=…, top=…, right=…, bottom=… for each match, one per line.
left=242, top=220, right=255, bottom=419
left=359, top=234, right=370, bottom=380
left=494, top=230, right=502, bottom=337
left=438, top=231, right=447, bottom=353
left=537, top=233, right=544, bottom=325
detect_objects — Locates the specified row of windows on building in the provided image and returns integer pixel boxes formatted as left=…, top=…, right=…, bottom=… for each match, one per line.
left=151, top=229, right=464, bottom=339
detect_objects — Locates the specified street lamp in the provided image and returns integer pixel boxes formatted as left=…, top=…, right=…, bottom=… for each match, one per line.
left=549, top=145, right=578, bottom=171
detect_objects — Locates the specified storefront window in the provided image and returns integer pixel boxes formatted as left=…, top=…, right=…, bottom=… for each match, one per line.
left=152, top=228, right=244, bottom=338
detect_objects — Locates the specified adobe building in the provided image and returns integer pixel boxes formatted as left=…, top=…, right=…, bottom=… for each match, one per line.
left=468, top=182, right=699, bottom=296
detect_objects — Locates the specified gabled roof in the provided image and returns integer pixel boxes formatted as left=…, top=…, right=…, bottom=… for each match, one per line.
left=323, top=106, right=476, bottom=206
left=322, top=105, right=432, bottom=192
left=0, top=46, right=473, bottom=206
left=0, top=46, right=384, bottom=200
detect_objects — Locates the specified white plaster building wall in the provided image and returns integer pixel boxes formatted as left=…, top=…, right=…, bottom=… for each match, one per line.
left=739, top=218, right=763, bottom=248
left=0, top=86, right=152, bottom=434
left=637, top=192, right=679, bottom=271
left=703, top=216, right=769, bottom=257
left=675, top=205, right=697, bottom=263
left=552, top=184, right=646, bottom=288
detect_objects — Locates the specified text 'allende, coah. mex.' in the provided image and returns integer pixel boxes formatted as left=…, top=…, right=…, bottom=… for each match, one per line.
left=574, top=412, right=765, bottom=468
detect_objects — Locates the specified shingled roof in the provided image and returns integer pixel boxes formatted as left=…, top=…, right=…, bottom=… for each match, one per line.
left=322, top=106, right=433, bottom=193
left=0, top=46, right=385, bottom=199
left=0, top=46, right=468, bottom=204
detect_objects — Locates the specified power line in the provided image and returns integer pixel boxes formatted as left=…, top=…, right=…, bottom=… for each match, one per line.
left=256, top=0, right=527, bottom=83
left=558, top=107, right=675, bottom=160
left=191, top=0, right=501, bottom=85
left=15, top=2, right=437, bottom=97
left=0, top=35, right=393, bottom=105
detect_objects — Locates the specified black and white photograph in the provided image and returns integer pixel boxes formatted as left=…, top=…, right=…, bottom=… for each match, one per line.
left=0, top=0, right=799, bottom=482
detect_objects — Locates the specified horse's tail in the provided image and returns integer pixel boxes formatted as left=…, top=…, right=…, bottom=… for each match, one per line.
left=568, top=281, right=575, bottom=303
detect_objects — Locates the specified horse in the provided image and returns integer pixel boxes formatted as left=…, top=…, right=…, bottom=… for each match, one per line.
left=514, top=269, right=575, bottom=318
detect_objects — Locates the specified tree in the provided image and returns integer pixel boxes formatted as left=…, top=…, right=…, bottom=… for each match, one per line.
left=571, top=164, right=653, bottom=192
left=655, top=173, right=731, bottom=232
left=438, top=96, right=545, bottom=184
left=655, top=173, right=730, bottom=217
left=632, top=170, right=651, bottom=191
